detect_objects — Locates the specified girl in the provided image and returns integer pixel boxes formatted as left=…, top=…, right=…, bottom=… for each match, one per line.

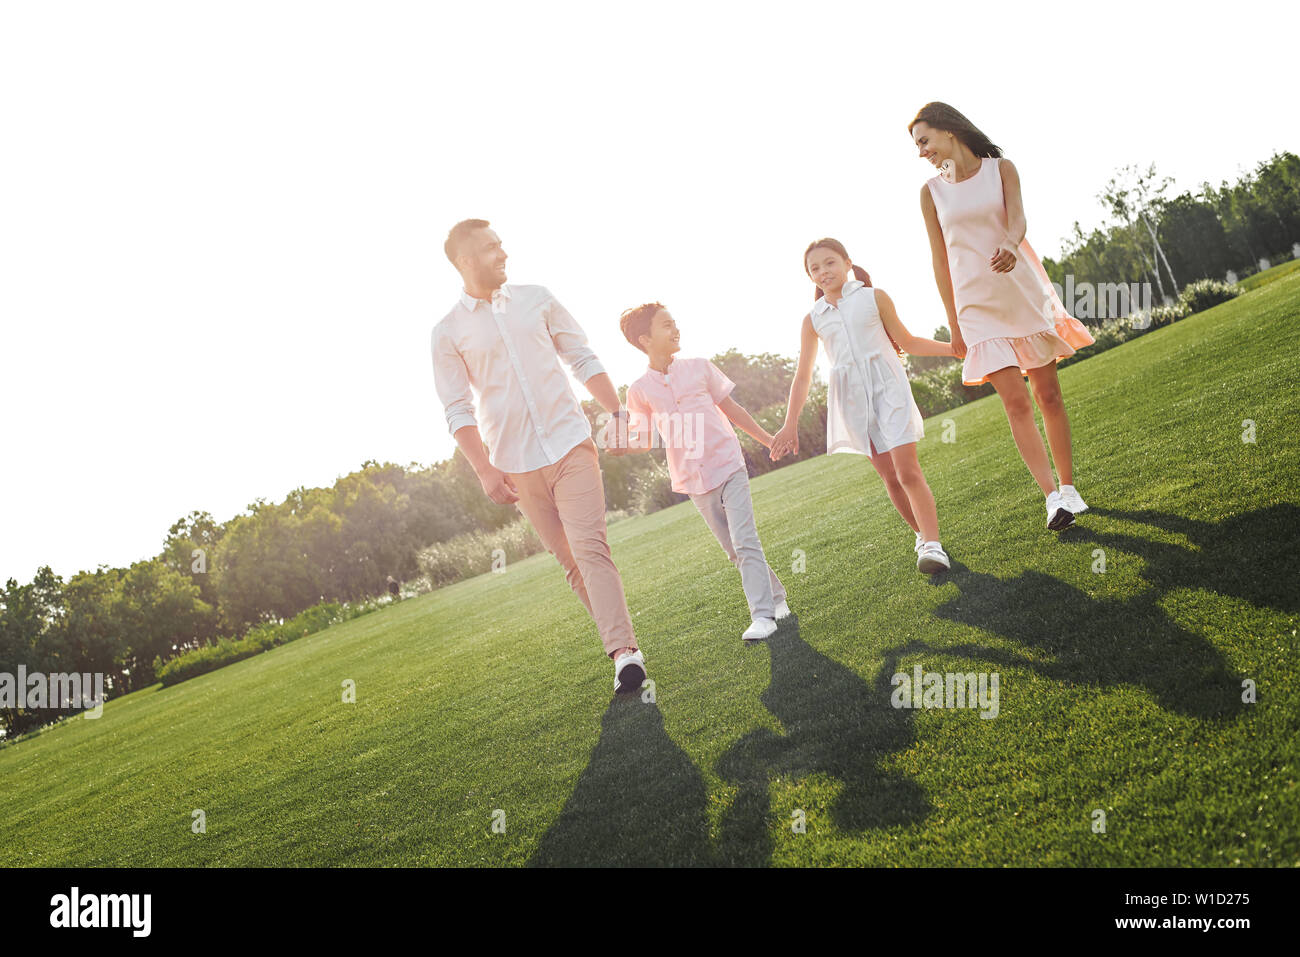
left=910, top=101, right=1094, bottom=530
left=769, top=239, right=955, bottom=574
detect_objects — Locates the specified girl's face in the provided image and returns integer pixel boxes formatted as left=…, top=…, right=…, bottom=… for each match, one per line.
left=912, top=121, right=954, bottom=169
left=806, top=247, right=851, bottom=294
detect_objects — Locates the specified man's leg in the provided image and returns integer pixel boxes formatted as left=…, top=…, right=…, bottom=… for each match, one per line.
left=550, top=440, right=637, bottom=658
left=510, top=460, right=596, bottom=619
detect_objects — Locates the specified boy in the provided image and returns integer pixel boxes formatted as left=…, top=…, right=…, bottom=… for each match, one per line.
left=609, top=302, right=791, bottom=642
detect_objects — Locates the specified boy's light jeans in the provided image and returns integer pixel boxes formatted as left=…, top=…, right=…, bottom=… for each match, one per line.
left=689, top=467, right=785, bottom=622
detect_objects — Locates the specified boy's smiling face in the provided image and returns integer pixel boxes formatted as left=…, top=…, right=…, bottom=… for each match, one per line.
left=640, top=308, right=681, bottom=357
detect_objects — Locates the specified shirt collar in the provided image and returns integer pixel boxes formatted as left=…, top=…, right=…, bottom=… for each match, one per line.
left=460, top=284, right=512, bottom=315
left=645, top=356, right=677, bottom=380
left=811, top=278, right=865, bottom=315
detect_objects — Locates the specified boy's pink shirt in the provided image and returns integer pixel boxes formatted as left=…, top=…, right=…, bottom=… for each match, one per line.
left=626, top=356, right=747, bottom=495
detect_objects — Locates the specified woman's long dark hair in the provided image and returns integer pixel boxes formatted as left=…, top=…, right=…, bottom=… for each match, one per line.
left=907, top=101, right=1002, bottom=159
left=803, top=238, right=901, bottom=356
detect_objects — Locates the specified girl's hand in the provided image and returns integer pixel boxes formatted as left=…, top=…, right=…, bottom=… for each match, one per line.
left=990, top=244, right=1018, bottom=273
left=950, top=329, right=967, bottom=358
left=769, top=423, right=799, bottom=461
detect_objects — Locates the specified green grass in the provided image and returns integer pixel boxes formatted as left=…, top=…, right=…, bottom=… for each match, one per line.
left=1239, top=257, right=1300, bottom=291
left=3, top=271, right=1299, bottom=867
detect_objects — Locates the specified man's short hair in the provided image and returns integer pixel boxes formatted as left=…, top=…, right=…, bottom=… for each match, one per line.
left=445, top=219, right=491, bottom=265
left=619, top=302, right=664, bottom=353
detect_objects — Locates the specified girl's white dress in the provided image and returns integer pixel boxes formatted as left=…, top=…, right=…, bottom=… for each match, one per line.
left=811, top=280, right=924, bottom=457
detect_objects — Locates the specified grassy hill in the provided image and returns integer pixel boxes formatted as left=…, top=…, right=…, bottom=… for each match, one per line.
left=3, top=268, right=1298, bottom=867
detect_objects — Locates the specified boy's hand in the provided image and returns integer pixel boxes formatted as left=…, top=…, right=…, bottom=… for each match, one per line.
left=769, top=423, right=799, bottom=461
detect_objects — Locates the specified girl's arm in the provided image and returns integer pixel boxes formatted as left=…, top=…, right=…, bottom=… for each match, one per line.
left=873, top=288, right=954, bottom=357
left=921, top=183, right=965, bottom=357
left=717, top=396, right=774, bottom=448
left=769, top=314, right=820, bottom=460
left=993, top=158, right=1026, bottom=274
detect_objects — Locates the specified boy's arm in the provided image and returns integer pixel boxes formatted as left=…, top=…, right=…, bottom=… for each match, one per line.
left=874, top=288, right=955, bottom=357
left=718, top=396, right=774, bottom=448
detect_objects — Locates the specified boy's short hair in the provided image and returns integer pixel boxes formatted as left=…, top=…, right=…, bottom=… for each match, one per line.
left=444, top=218, right=491, bottom=265
left=619, top=302, right=665, bottom=353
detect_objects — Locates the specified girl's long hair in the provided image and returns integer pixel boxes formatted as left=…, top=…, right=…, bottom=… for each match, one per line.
left=804, top=238, right=902, bottom=356
left=907, top=101, right=1002, bottom=159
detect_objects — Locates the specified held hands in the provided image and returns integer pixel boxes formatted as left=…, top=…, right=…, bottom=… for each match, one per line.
left=478, top=465, right=519, bottom=505
left=768, top=423, right=799, bottom=461
left=599, top=410, right=632, bottom=456
left=949, top=326, right=967, bottom=358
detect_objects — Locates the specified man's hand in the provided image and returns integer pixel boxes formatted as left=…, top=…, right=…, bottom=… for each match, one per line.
left=478, top=465, right=520, bottom=504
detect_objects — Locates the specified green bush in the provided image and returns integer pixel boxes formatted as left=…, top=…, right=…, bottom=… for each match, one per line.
left=1178, top=278, right=1241, bottom=314
left=416, top=516, right=544, bottom=587
left=1148, top=302, right=1191, bottom=328
left=156, top=598, right=378, bottom=686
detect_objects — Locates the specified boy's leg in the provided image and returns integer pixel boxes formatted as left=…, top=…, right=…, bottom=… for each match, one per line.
left=717, top=469, right=777, bottom=621
left=550, top=440, right=637, bottom=658
left=510, top=461, right=595, bottom=619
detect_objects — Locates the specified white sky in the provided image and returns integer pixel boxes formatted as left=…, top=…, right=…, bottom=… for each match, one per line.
left=2, top=0, right=1297, bottom=586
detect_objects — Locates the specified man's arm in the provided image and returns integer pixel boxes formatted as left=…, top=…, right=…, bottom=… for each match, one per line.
left=543, top=290, right=629, bottom=449
left=432, top=325, right=518, bottom=504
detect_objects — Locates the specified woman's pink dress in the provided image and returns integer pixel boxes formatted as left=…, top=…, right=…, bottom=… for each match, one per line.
left=927, top=156, right=1094, bottom=385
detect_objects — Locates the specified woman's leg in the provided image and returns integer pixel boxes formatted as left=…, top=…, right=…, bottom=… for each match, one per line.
left=884, top=443, right=940, bottom=542
left=1026, top=363, right=1074, bottom=487
left=867, top=445, right=920, bottom=532
left=987, top=366, right=1056, bottom=496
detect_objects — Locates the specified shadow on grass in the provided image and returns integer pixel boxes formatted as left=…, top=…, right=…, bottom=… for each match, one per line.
left=528, top=694, right=713, bottom=867
left=1064, top=504, right=1300, bottom=614
left=530, top=621, right=930, bottom=867
left=713, top=619, right=931, bottom=866
left=929, top=559, right=1245, bottom=720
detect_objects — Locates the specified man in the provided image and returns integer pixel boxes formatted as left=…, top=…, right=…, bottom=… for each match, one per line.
left=432, top=219, right=646, bottom=694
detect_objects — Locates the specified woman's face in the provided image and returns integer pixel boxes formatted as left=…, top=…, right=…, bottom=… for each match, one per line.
left=806, top=247, right=851, bottom=294
left=912, top=121, right=954, bottom=169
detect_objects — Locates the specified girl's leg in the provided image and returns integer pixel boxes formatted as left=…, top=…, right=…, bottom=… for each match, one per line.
left=987, top=366, right=1056, bottom=496
left=884, top=443, right=940, bottom=542
left=1026, top=363, right=1074, bottom=487
left=867, top=445, right=920, bottom=532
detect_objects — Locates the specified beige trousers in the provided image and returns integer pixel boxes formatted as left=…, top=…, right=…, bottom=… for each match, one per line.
left=509, top=439, right=637, bottom=657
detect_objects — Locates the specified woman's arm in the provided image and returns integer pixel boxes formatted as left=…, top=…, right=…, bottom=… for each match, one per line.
left=873, top=288, right=954, bottom=356
left=921, top=184, right=964, bottom=357
left=769, top=314, right=819, bottom=460
left=718, top=396, right=774, bottom=448
left=992, top=158, right=1026, bottom=274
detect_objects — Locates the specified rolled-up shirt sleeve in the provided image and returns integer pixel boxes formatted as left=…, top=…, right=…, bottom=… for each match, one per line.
left=543, top=288, right=606, bottom=383
left=431, top=324, right=478, bottom=437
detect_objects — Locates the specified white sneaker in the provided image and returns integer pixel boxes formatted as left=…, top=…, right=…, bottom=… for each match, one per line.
left=916, top=541, right=951, bottom=574
left=774, top=600, right=791, bottom=620
left=914, top=530, right=924, bottom=553
left=613, top=649, right=646, bottom=694
left=1059, top=484, right=1088, bottom=515
left=1046, top=490, right=1075, bottom=530
left=741, top=617, right=778, bottom=642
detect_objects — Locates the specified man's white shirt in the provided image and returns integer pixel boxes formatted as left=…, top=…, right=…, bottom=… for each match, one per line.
left=432, top=284, right=606, bottom=474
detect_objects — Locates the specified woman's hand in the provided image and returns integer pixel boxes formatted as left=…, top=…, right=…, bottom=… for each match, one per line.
left=769, top=423, right=799, bottom=461
left=990, top=244, right=1018, bottom=274
left=950, top=327, right=968, bottom=358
